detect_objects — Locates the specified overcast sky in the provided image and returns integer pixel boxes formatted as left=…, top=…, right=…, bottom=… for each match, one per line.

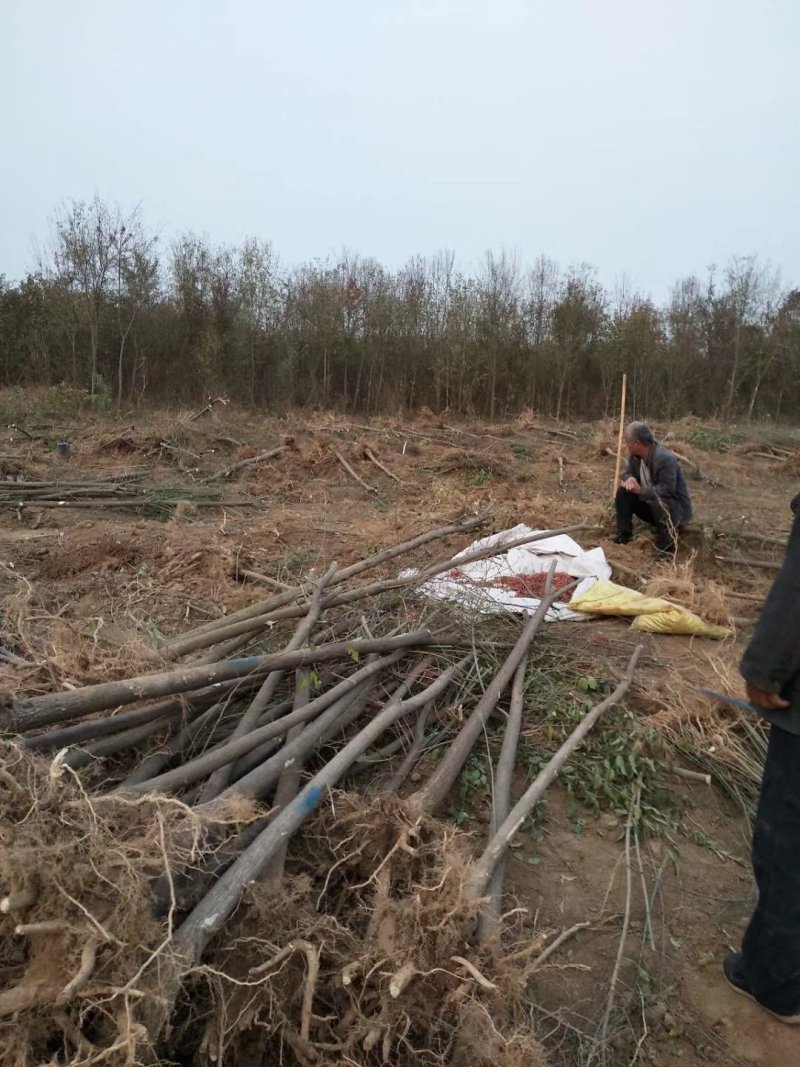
left=2, top=0, right=798, bottom=300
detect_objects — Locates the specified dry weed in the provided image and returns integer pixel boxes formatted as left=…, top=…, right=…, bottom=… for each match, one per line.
left=174, top=792, right=547, bottom=1065
left=0, top=753, right=548, bottom=1066
left=0, top=742, right=262, bottom=1065
left=643, top=561, right=734, bottom=626
left=594, top=418, right=616, bottom=455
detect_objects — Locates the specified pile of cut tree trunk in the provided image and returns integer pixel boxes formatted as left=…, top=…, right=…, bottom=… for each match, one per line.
left=0, top=475, right=262, bottom=516
left=0, top=516, right=640, bottom=1065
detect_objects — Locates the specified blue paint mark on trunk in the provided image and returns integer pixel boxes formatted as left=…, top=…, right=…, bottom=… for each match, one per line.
left=299, top=785, right=324, bottom=814
left=225, top=657, right=264, bottom=670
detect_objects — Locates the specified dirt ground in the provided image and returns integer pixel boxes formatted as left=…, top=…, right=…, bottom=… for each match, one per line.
left=1, top=400, right=799, bottom=1065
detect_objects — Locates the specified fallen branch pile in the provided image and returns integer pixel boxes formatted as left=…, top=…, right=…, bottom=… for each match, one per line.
left=0, top=475, right=144, bottom=501
left=0, top=515, right=642, bottom=1065
left=0, top=476, right=262, bottom=517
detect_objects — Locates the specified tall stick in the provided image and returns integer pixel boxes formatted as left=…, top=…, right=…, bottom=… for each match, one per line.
left=612, top=373, right=628, bottom=498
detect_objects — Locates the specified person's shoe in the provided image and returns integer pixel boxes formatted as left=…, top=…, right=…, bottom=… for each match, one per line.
left=724, top=953, right=757, bottom=1003
left=723, top=953, right=800, bottom=1025
left=611, top=533, right=632, bottom=545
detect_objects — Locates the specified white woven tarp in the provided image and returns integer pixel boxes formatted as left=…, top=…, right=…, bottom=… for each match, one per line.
left=402, top=523, right=612, bottom=621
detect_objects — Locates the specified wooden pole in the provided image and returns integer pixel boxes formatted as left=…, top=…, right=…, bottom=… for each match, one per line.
left=612, top=373, right=628, bottom=498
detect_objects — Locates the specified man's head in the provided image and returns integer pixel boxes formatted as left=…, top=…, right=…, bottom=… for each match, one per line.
left=624, top=421, right=655, bottom=459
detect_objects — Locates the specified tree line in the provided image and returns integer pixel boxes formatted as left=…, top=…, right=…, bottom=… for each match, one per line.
left=1, top=196, right=798, bottom=420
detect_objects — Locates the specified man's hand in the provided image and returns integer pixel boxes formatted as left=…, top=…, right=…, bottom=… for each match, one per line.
left=745, top=683, right=790, bottom=710
left=621, top=477, right=641, bottom=494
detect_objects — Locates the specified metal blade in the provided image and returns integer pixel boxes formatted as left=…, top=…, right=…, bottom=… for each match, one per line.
left=697, top=687, right=759, bottom=714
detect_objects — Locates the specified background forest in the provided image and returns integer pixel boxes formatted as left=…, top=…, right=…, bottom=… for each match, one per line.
left=2, top=197, right=798, bottom=420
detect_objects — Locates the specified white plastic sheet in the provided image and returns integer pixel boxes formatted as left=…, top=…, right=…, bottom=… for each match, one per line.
left=402, top=523, right=612, bottom=621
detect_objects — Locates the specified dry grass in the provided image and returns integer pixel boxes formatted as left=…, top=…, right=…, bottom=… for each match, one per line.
left=0, top=742, right=263, bottom=1065
left=0, top=748, right=549, bottom=1066
left=593, top=418, right=617, bottom=456
left=643, top=561, right=735, bottom=626
left=184, top=791, right=551, bottom=1066
left=643, top=642, right=767, bottom=802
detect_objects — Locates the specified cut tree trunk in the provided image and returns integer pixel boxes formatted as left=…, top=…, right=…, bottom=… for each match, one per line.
left=9, top=631, right=433, bottom=731
left=120, top=651, right=406, bottom=796
left=141, top=656, right=469, bottom=1041
left=197, top=564, right=337, bottom=801
left=464, top=646, right=643, bottom=902
left=201, top=444, right=290, bottom=484
left=477, top=653, right=528, bottom=943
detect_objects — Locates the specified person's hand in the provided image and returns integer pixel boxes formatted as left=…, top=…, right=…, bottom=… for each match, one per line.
left=621, top=477, right=641, bottom=494
left=745, top=683, right=790, bottom=710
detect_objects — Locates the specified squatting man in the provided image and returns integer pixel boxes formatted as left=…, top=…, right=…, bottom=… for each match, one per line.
left=613, top=422, right=692, bottom=558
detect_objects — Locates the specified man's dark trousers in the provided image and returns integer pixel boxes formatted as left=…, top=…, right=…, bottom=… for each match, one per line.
left=739, top=724, right=800, bottom=1017
left=615, top=487, right=675, bottom=552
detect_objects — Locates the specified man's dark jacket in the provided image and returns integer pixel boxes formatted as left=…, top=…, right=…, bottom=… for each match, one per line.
left=622, top=443, right=693, bottom=527
left=741, top=505, right=800, bottom=734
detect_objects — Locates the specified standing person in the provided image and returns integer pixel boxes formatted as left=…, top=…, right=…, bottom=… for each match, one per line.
left=613, top=422, right=692, bottom=557
left=724, top=492, right=800, bottom=1024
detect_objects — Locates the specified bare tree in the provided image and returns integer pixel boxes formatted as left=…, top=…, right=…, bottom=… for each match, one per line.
left=427, top=250, right=456, bottom=408
left=552, top=265, right=606, bottom=419
left=237, top=238, right=279, bottom=404
left=111, top=207, right=158, bottom=406
left=43, top=197, right=115, bottom=395
left=721, top=255, right=776, bottom=418
left=746, top=281, right=791, bottom=419
left=523, top=256, right=559, bottom=408
left=477, top=249, right=521, bottom=418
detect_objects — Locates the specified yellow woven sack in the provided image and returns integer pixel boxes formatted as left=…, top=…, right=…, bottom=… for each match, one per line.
left=569, top=579, right=669, bottom=617
left=570, top=579, right=729, bottom=639
left=631, top=608, right=729, bottom=639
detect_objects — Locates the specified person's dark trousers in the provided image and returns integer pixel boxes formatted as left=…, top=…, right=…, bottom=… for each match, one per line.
left=739, top=724, right=800, bottom=1017
left=614, top=488, right=675, bottom=552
